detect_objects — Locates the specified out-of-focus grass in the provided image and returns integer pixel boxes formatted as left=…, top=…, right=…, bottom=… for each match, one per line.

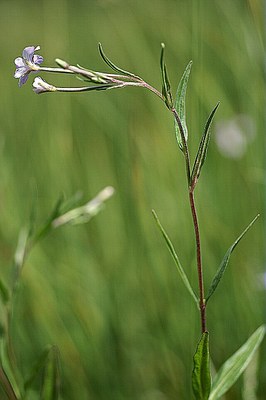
left=0, top=0, right=265, bottom=399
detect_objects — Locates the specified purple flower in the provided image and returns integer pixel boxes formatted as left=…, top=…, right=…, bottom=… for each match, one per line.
left=14, top=46, right=44, bottom=87
left=32, top=77, right=56, bottom=94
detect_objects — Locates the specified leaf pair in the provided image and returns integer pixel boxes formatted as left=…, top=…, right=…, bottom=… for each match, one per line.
left=192, top=325, right=265, bottom=400
left=158, top=43, right=190, bottom=151
left=174, top=59, right=218, bottom=185
left=152, top=210, right=259, bottom=308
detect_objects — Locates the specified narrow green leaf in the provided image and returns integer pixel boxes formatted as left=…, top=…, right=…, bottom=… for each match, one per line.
left=174, top=61, right=192, bottom=150
left=206, top=214, right=259, bottom=303
left=0, top=366, right=18, bottom=400
left=0, top=278, right=9, bottom=304
left=152, top=210, right=199, bottom=307
left=98, top=43, right=141, bottom=80
left=242, top=348, right=259, bottom=400
left=80, top=83, right=120, bottom=91
left=209, top=325, right=265, bottom=400
left=0, top=339, right=21, bottom=399
left=160, top=43, right=173, bottom=109
left=192, top=332, right=211, bottom=400
left=191, top=103, right=219, bottom=187
left=40, top=346, right=60, bottom=400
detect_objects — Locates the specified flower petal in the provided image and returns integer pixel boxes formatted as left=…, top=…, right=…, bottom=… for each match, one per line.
left=33, top=55, right=44, bottom=65
left=22, top=46, right=36, bottom=62
left=14, top=66, right=28, bottom=78
left=14, top=57, right=25, bottom=67
left=32, top=76, right=55, bottom=94
left=19, top=74, right=29, bottom=87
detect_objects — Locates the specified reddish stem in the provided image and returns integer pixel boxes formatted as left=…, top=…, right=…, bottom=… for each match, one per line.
left=189, top=188, right=207, bottom=333
left=170, top=107, right=207, bottom=333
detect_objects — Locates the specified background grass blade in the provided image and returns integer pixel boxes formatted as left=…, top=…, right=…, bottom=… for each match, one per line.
left=0, top=279, right=9, bottom=304
left=40, top=346, right=61, bottom=400
left=192, top=332, right=211, bottom=400
left=24, top=347, right=51, bottom=393
left=0, top=366, right=18, bottom=400
left=209, top=325, right=265, bottom=400
left=152, top=210, right=199, bottom=307
left=174, top=61, right=192, bottom=150
left=0, top=339, right=21, bottom=400
left=205, top=214, right=259, bottom=303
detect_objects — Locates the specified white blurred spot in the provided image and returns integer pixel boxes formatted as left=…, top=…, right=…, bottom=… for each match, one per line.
left=215, top=115, right=255, bottom=159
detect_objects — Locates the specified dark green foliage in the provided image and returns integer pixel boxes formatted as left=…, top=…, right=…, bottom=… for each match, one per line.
left=192, top=332, right=211, bottom=400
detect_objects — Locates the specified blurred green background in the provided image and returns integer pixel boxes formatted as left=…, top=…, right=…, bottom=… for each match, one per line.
left=0, top=0, right=265, bottom=399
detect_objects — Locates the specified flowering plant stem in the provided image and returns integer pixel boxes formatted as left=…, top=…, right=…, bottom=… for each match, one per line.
left=171, top=106, right=206, bottom=332
left=189, top=188, right=206, bottom=332
left=13, top=44, right=265, bottom=399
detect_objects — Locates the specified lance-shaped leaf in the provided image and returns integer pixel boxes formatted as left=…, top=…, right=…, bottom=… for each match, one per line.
left=190, top=103, right=219, bottom=188
left=192, top=332, right=211, bottom=400
left=152, top=210, right=199, bottom=307
left=206, top=214, right=259, bottom=303
left=174, top=61, right=192, bottom=150
left=98, top=43, right=141, bottom=80
left=209, top=325, right=265, bottom=400
left=160, top=43, right=173, bottom=109
left=40, top=345, right=61, bottom=400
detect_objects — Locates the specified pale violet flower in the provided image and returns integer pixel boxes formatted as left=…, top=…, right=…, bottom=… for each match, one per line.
left=32, top=77, right=56, bottom=94
left=14, top=46, right=43, bottom=87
